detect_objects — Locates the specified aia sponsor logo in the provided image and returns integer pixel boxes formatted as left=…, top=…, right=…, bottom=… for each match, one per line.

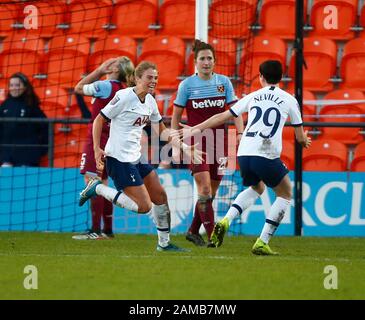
left=192, top=98, right=225, bottom=109
left=133, top=115, right=149, bottom=126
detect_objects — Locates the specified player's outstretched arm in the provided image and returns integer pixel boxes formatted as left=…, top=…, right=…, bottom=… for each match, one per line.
left=74, top=58, right=119, bottom=95
left=178, top=109, right=233, bottom=138
left=294, top=126, right=312, bottom=148
left=159, top=122, right=204, bottom=164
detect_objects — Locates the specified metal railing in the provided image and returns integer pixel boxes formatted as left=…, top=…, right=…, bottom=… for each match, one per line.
left=0, top=117, right=364, bottom=167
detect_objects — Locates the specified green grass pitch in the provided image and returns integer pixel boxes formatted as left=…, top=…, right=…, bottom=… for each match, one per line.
left=1, top=232, right=364, bottom=300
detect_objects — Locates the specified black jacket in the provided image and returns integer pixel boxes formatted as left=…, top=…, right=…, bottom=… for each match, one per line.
left=0, top=96, right=48, bottom=166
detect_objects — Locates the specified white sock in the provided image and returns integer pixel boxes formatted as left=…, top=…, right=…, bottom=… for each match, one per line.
left=260, top=197, right=290, bottom=244
left=152, top=203, right=170, bottom=247
left=225, top=187, right=260, bottom=225
left=96, top=184, right=138, bottom=212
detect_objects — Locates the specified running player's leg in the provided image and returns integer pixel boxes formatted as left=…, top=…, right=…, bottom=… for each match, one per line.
left=211, top=156, right=263, bottom=247
left=258, top=173, right=291, bottom=246
left=143, top=168, right=188, bottom=252
left=253, top=158, right=290, bottom=255
left=193, top=171, right=215, bottom=242
left=80, top=157, right=149, bottom=212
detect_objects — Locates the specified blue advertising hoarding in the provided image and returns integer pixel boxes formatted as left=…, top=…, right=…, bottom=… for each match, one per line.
left=0, top=168, right=364, bottom=236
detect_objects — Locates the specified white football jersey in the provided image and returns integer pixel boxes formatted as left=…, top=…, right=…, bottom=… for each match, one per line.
left=100, top=87, right=162, bottom=162
left=230, top=86, right=303, bottom=159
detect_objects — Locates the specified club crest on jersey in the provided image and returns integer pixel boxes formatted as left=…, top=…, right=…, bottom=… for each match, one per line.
left=110, top=95, right=120, bottom=105
left=133, top=115, right=149, bottom=126
left=217, top=85, right=225, bottom=93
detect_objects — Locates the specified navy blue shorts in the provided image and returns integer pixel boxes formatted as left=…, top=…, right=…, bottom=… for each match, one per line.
left=237, top=156, right=289, bottom=188
left=106, top=156, right=154, bottom=190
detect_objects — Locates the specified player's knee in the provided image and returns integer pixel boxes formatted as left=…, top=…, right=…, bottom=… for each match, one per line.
left=138, top=202, right=152, bottom=214
left=282, top=188, right=292, bottom=200
left=151, top=189, right=167, bottom=205
left=200, top=186, right=211, bottom=197
left=252, top=184, right=265, bottom=195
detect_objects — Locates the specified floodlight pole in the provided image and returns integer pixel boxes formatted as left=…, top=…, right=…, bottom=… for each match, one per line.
left=294, top=0, right=305, bottom=236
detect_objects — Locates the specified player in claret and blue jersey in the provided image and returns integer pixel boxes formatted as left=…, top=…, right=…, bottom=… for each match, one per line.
left=178, top=60, right=311, bottom=255
left=172, top=40, right=243, bottom=247
left=73, top=57, right=134, bottom=240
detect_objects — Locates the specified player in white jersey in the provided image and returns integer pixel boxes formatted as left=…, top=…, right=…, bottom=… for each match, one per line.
left=78, top=61, right=201, bottom=252
left=176, top=60, right=311, bottom=255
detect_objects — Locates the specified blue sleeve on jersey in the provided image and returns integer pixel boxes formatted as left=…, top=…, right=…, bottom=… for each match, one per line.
left=174, top=80, right=188, bottom=108
left=93, top=81, right=113, bottom=99
left=225, top=77, right=237, bottom=105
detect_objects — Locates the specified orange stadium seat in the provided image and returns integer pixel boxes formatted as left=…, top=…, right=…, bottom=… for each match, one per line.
left=0, top=34, right=45, bottom=79
left=66, top=0, right=113, bottom=38
left=154, top=90, right=168, bottom=115
left=110, top=0, right=158, bottom=39
left=340, top=38, right=365, bottom=91
left=309, top=0, right=358, bottom=40
left=259, top=0, right=308, bottom=39
left=0, top=78, right=6, bottom=103
left=240, top=36, right=287, bottom=91
left=166, top=92, right=187, bottom=121
left=0, top=3, right=20, bottom=38
left=53, top=154, right=82, bottom=168
left=350, top=141, right=365, bottom=171
left=16, top=1, right=66, bottom=37
left=35, top=84, right=71, bottom=118
left=303, top=139, right=348, bottom=171
left=288, top=37, right=337, bottom=92
left=138, top=35, right=185, bottom=90
left=187, top=38, right=237, bottom=77
left=210, top=0, right=257, bottom=39
left=287, top=89, right=317, bottom=122
left=159, top=0, right=195, bottom=39
left=53, top=126, right=87, bottom=159
left=88, top=35, right=137, bottom=71
left=281, top=139, right=295, bottom=170
left=45, top=34, right=90, bottom=87
left=318, top=89, right=365, bottom=145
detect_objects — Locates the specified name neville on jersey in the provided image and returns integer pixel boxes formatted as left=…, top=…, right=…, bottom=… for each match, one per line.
left=254, top=94, right=284, bottom=106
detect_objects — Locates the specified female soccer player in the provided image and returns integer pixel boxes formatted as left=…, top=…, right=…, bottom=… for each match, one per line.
left=176, top=60, right=311, bottom=255
left=79, top=61, right=202, bottom=251
left=171, top=40, right=243, bottom=247
left=73, top=57, right=135, bottom=240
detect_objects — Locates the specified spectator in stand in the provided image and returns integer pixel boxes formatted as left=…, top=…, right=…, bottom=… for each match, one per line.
left=0, top=72, right=48, bottom=167
left=72, top=57, right=135, bottom=240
